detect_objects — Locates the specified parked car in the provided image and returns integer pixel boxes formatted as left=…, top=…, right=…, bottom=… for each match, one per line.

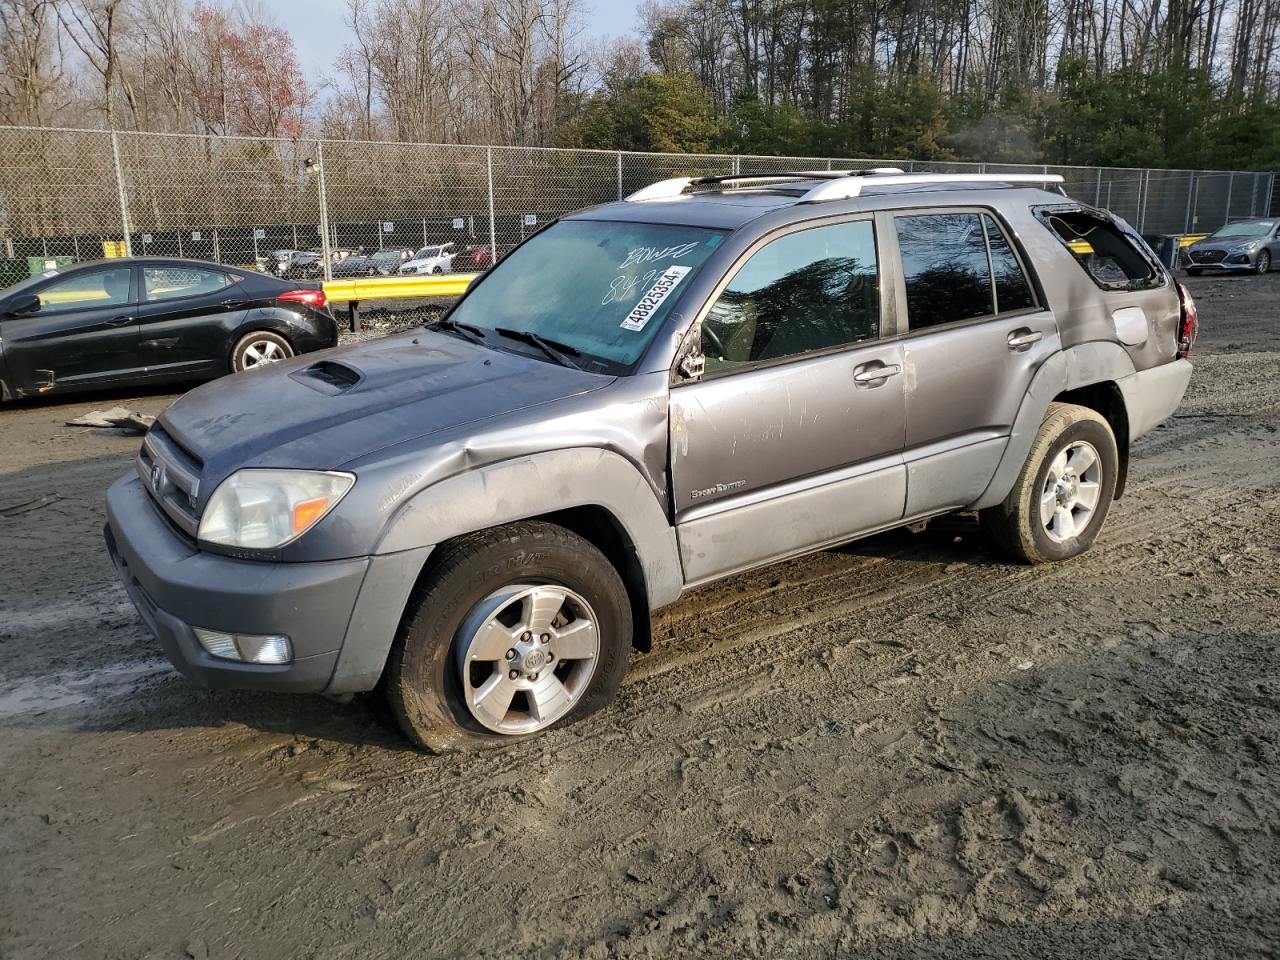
left=399, top=244, right=457, bottom=275
left=0, top=257, right=337, bottom=400
left=255, top=249, right=309, bottom=276
left=334, top=247, right=414, bottom=277
left=1184, top=218, right=1279, bottom=274
left=105, top=170, right=1195, bottom=752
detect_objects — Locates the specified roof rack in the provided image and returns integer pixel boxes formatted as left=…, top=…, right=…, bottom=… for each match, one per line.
left=624, top=169, right=1065, bottom=203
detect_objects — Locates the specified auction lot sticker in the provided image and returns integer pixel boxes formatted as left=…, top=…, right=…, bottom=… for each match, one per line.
left=621, top=265, right=692, bottom=331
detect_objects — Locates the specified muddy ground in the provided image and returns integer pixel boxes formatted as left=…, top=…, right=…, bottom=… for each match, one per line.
left=1, top=274, right=1278, bottom=959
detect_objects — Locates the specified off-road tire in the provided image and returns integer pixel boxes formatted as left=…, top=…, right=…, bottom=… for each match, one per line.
left=981, top=402, right=1119, bottom=564
left=230, top=331, right=293, bottom=373
left=386, top=521, right=632, bottom=752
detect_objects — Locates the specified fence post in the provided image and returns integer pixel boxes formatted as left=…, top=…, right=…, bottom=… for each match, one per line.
left=486, top=146, right=497, bottom=261
left=315, top=141, right=333, bottom=281
left=1265, top=173, right=1276, bottom=218
left=1224, top=173, right=1233, bottom=224
left=1183, top=172, right=1196, bottom=234
left=110, top=131, right=134, bottom=257
left=617, top=152, right=623, bottom=200
left=1094, top=168, right=1103, bottom=206
left=1138, top=169, right=1149, bottom=232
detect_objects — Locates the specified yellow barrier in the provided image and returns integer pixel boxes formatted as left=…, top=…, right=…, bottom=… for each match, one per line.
left=322, top=272, right=479, bottom=303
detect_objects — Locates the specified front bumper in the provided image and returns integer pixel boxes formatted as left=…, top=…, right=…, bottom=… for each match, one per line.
left=105, top=474, right=427, bottom=694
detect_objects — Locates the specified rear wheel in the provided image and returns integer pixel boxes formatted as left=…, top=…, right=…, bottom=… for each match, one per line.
left=230, top=331, right=293, bottom=372
left=386, top=521, right=632, bottom=752
left=981, top=403, right=1118, bottom=564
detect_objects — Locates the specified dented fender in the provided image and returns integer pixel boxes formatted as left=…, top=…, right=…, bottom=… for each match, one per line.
left=375, top=447, right=684, bottom=608
left=970, top=342, right=1137, bottom=510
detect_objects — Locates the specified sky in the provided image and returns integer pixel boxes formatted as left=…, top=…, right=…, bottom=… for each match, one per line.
left=270, top=0, right=640, bottom=82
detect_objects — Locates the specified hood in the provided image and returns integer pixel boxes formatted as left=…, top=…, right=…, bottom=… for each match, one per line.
left=157, top=330, right=612, bottom=491
left=1191, top=237, right=1258, bottom=251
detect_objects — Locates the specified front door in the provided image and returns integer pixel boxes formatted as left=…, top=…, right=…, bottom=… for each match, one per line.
left=670, top=217, right=908, bottom=585
left=0, top=265, right=141, bottom=394
left=889, top=210, right=1060, bottom=517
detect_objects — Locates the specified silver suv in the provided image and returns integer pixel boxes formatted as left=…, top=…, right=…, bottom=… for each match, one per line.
left=105, top=170, right=1197, bottom=751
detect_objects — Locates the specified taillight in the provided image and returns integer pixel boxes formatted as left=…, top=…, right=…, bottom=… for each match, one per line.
left=1175, top=281, right=1198, bottom=359
left=279, top=288, right=327, bottom=309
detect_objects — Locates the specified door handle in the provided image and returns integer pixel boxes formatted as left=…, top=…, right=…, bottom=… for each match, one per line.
left=105, top=314, right=134, bottom=327
left=853, top=362, right=902, bottom=385
left=221, top=299, right=245, bottom=308
left=1007, top=329, right=1043, bottom=350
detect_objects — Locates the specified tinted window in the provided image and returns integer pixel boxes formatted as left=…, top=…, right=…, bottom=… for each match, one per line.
left=143, top=266, right=234, bottom=302
left=897, top=213, right=993, bottom=330
left=448, top=219, right=724, bottom=372
left=37, top=268, right=132, bottom=312
left=701, top=220, right=878, bottom=372
left=984, top=216, right=1035, bottom=312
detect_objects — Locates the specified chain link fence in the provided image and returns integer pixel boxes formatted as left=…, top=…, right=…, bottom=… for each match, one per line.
left=0, top=125, right=1273, bottom=280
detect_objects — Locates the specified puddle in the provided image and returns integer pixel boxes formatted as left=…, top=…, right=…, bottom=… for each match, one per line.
left=0, top=659, right=174, bottom=719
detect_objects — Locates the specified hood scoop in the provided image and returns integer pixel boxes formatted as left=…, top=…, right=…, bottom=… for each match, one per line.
left=291, top=359, right=364, bottom=394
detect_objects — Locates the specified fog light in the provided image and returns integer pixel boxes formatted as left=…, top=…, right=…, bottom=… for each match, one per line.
left=193, top=627, right=292, bottom=664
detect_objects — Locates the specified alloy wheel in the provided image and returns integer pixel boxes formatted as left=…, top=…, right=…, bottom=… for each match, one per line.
left=455, top=584, right=600, bottom=735
left=1040, top=440, right=1103, bottom=543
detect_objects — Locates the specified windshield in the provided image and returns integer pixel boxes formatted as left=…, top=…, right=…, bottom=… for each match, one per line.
left=2, top=270, right=59, bottom=296
left=1210, top=220, right=1274, bottom=239
left=447, top=219, right=725, bottom=372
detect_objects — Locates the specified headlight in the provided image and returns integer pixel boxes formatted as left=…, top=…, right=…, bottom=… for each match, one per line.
left=198, top=469, right=355, bottom=549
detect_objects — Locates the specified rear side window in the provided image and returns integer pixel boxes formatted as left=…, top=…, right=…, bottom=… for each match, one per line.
left=1036, top=207, right=1161, bottom=291
left=896, top=213, right=992, bottom=329
left=144, top=266, right=235, bottom=302
left=984, top=215, right=1035, bottom=312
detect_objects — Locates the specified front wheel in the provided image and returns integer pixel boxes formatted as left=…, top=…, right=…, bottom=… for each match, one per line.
left=1255, top=251, right=1271, bottom=274
left=386, top=521, right=632, bottom=752
left=981, top=403, right=1118, bottom=564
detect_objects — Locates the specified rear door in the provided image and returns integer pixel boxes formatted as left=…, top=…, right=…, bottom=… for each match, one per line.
left=0, top=265, right=141, bottom=393
left=889, top=209, right=1059, bottom=517
left=670, top=216, right=908, bottom=585
left=135, top=264, right=248, bottom=379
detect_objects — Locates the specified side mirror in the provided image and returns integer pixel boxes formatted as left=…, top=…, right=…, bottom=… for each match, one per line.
left=4, top=292, right=41, bottom=317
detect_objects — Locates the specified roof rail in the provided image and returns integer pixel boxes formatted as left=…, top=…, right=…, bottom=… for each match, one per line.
left=624, top=169, right=1064, bottom=203
left=800, top=172, right=1065, bottom=203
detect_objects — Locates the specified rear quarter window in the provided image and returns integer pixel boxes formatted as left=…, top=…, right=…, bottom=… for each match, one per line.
left=1034, top=205, right=1164, bottom=292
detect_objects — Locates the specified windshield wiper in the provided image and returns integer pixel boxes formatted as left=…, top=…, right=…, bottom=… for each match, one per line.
left=427, top=317, right=487, bottom=344
left=493, top=327, right=585, bottom=371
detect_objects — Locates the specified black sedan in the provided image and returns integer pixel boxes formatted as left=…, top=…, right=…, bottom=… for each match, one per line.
left=0, top=258, right=338, bottom=401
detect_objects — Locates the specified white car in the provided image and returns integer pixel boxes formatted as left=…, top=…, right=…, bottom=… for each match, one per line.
left=399, top=244, right=456, bottom=275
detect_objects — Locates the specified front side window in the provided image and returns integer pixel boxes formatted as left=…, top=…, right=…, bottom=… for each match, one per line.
left=896, top=213, right=993, bottom=330
left=448, top=219, right=725, bottom=372
left=143, top=266, right=234, bottom=302
left=701, top=220, right=879, bottom=373
left=37, top=267, right=132, bottom=312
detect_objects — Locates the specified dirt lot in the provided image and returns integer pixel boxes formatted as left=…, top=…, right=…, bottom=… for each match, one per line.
left=1, top=275, right=1278, bottom=959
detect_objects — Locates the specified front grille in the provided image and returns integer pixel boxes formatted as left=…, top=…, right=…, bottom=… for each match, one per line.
left=136, top=426, right=204, bottom=538
left=1191, top=249, right=1226, bottom=263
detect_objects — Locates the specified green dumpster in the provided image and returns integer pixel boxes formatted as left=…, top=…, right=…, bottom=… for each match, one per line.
left=26, top=255, right=74, bottom=276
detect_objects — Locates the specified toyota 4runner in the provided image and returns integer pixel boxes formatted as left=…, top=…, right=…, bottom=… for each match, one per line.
left=105, top=169, right=1197, bottom=751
